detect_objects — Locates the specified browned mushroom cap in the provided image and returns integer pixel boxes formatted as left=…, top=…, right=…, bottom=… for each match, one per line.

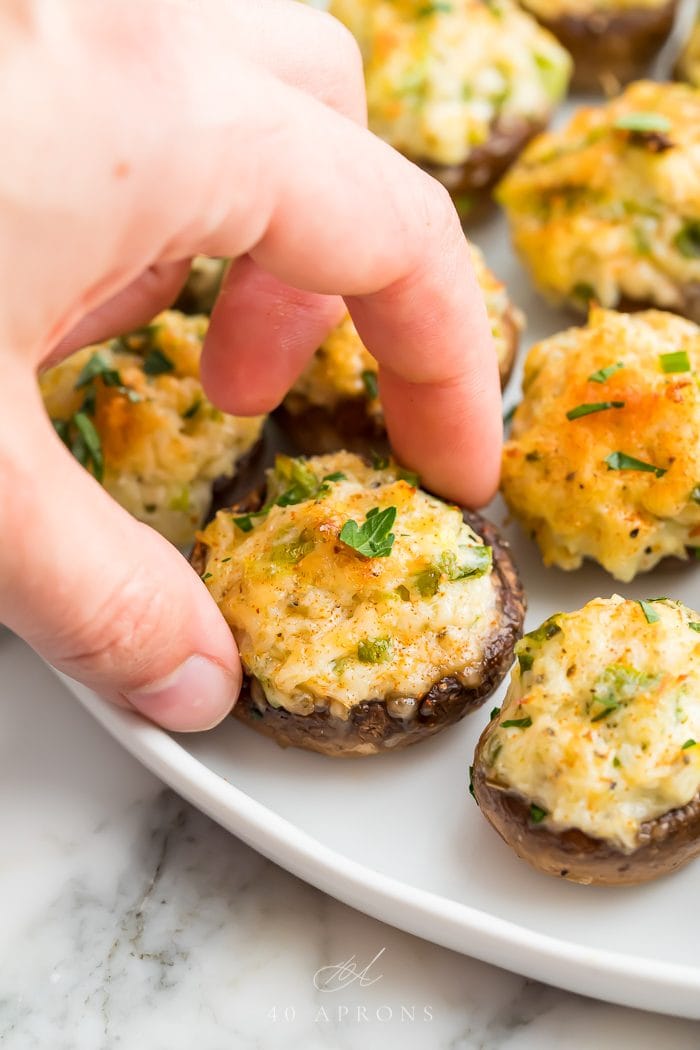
left=524, top=0, right=678, bottom=93
left=192, top=493, right=525, bottom=758
left=420, top=115, right=546, bottom=200
left=472, top=740, right=700, bottom=885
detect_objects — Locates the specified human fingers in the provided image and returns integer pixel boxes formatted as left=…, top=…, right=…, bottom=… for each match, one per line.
left=0, top=365, right=241, bottom=731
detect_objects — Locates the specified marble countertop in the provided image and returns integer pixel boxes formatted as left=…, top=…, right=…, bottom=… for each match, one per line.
left=2, top=630, right=699, bottom=1050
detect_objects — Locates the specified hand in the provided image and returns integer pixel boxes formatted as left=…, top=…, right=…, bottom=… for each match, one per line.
left=0, top=0, right=501, bottom=731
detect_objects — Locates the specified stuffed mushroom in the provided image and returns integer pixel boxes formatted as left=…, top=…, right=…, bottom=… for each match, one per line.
left=174, top=256, right=228, bottom=315
left=501, top=307, right=700, bottom=582
left=192, top=451, right=525, bottom=756
left=498, top=81, right=700, bottom=321
left=472, top=595, right=700, bottom=885
left=329, top=0, right=571, bottom=208
left=674, top=15, right=700, bottom=87
left=278, top=245, right=524, bottom=454
left=518, top=0, right=678, bottom=90
left=41, top=310, right=264, bottom=547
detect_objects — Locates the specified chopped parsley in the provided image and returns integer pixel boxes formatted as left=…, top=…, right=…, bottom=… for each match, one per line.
left=69, top=412, right=104, bottom=482
left=143, top=347, right=175, bottom=376
left=361, top=370, right=379, bottom=400
left=370, top=450, right=389, bottom=470
left=397, top=468, right=420, bottom=487
left=417, top=0, right=453, bottom=13
left=468, top=765, right=477, bottom=801
left=529, top=804, right=547, bottom=824
left=501, top=716, right=532, bottom=729
left=572, top=282, right=595, bottom=304
left=589, top=663, right=658, bottom=722
left=605, top=451, right=666, bottom=477
left=515, top=616, right=561, bottom=675
left=638, top=598, right=664, bottom=624
left=183, top=398, right=201, bottom=419
left=674, top=221, right=700, bottom=259
left=613, top=112, right=671, bottom=134
left=503, top=404, right=517, bottom=427
left=588, top=361, right=624, bottom=384
left=357, top=637, right=393, bottom=664
left=200, top=572, right=213, bottom=582
left=490, top=707, right=500, bottom=720
left=682, top=739, right=697, bottom=750
left=340, top=506, right=397, bottom=559
left=690, top=623, right=700, bottom=633
left=566, top=401, right=624, bottom=421
left=659, top=350, right=691, bottom=373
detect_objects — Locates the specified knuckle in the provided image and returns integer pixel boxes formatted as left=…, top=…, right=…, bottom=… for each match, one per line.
left=313, top=12, right=366, bottom=119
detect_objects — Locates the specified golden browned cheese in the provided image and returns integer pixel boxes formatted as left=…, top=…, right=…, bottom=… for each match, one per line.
left=329, top=0, right=570, bottom=167
left=498, top=81, right=700, bottom=316
left=285, top=245, right=523, bottom=415
left=197, top=452, right=499, bottom=716
left=676, top=18, right=700, bottom=88
left=487, top=596, right=700, bottom=852
left=40, top=311, right=264, bottom=546
left=501, top=307, right=700, bottom=581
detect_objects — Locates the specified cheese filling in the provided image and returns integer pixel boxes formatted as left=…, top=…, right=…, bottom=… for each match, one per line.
left=487, top=596, right=700, bottom=852
left=329, top=0, right=570, bottom=167
left=197, top=452, right=500, bottom=717
left=40, top=311, right=264, bottom=546
left=501, top=307, right=700, bottom=582
left=498, top=82, right=700, bottom=315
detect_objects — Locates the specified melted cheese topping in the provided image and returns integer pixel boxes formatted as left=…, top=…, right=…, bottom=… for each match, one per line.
left=329, top=0, right=571, bottom=166
left=285, top=245, right=523, bottom=414
left=523, top=0, right=669, bottom=21
left=487, top=596, right=700, bottom=852
left=498, top=81, right=700, bottom=313
left=501, top=308, right=700, bottom=581
left=676, top=19, right=700, bottom=88
left=40, top=311, right=263, bottom=546
left=198, top=452, right=500, bottom=717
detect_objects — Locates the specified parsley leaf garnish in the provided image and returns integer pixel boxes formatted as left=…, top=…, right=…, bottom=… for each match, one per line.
left=566, top=401, right=625, bottom=421
left=501, top=716, right=532, bottom=729
left=143, top=348, right=175, bottom=376
left=605, top=451, right=666, bottom=477
left=589, top=362, right=624, bottom=383
left=339, top=506, right=397, bottom=559
left=72, top=412, right=104, bottom=482
left=361, top=370, right=378, bottom=400
left=638, top=598, right=664, bottom=623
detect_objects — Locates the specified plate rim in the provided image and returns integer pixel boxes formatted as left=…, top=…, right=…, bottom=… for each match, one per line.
left=58, top=670, right=700, bottom=1020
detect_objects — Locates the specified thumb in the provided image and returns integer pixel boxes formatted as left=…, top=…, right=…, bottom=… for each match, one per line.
left=0, top=370, right=241, bottom=732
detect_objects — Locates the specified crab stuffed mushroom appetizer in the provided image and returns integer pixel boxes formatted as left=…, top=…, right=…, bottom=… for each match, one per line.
left=518, top=0, right=678, bottom=90
left=193, top=452, right=525, bottom=756
left=278, top=245, right=524, bottom=454
left=41, top=311, right=264, bottom=547
left=329, top=0, right=571, bottom=204
left=501, top=307, right=700, bottom=582
left=472, top=596, right=700, bottom=885
left=498, top=81, right=700, bottom=321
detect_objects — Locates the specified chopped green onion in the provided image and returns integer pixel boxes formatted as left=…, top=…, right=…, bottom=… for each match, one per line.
left=501, top=716, right=532, bottom=729
left=72, top=412, right=104, bottom=482
left=605, top=451, right=666, bottom=477
left=613, top=112, right=671, bottom=134
left=638, top=599, right=660, bottom=624
left=357, top=637, right=393, bottom=664
left=682, top=739, right=697, bottom=749
left=529, top=803, right=547, bottom=824
left=690, top=623, right=700, bottom=633
left=589, top=362, right=624, bottom=383
left=659, top=350, right=691, bottom=373
left=566, top=401, right=625, bottom=421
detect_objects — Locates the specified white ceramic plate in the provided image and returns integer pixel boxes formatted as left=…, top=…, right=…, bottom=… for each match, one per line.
left=57, top=25, right=700, bottom=1019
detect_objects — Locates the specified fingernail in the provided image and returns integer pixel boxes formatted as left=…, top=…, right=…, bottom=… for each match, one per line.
left=123, top=655, right=240, bottom=732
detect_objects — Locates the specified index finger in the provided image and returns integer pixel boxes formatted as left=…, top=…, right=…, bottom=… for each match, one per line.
left=194, top=65, right=500, bottom=506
